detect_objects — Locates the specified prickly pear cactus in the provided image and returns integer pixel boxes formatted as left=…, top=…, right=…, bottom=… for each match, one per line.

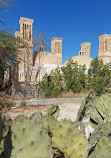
left=78, top=93, right=111, bottom=128
left=77, top=90, right=97, bottom=122
left=94, top=136, right=111, bottom=158
left=77, top=92, right=111, bottom=158
left=94, top=93, right=111, bottom=122
left=0, top=116, right=5, bottom=142
left=102, top=122, right=111, bottom=136
left=30, top=111, right=42, bottom=122
left=41, top=116, right=57, bottom=130
left=88, top=93, right=111, bottom=129
left=88, top=122, right=111, bottom=157
left=3, top=128, right=12, bottom=158
left=88, top=153, right=94, bottom=158
left=11, top=119, right=54, bottom=158
left=89, top=123, right=103, bottom=148
left=51, top=119, right=89, bottom=158
left=46, top=105, right=60, bottom=118
left=15, top=115, right=27, bottom=122
left=0, top=139, right=4, bottom=156
left=0, top=114, right=11, bottom=156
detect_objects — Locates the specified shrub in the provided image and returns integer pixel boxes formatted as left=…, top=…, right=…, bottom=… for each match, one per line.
left=87, top=57, right=111, bottom=95
left=40, top=67, right=64, bottom=97
left=61, top=59, right=87, bottom=93
left=0, top=100, right=14, bottom=108
left=39, top=58, right=111, bottom=97
left=20, top=100, right=26, bottom=106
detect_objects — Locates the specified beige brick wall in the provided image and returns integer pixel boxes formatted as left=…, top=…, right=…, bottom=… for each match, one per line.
left=51, top=37, right=63, bottom=64
left=98, top=34, right=111, bottom=64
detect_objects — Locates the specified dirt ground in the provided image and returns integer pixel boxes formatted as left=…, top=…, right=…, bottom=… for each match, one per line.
left=2, top=102, right=81, bottom=121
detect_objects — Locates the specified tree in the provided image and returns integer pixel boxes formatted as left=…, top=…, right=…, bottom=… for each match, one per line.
left=39, top=59, right=87, bottom=97
left=31, top=31, right=50, bottom=97
left=61, top=59, right=87, bottom=93
left=0, top=0, right=19, bottom=90
left=40, top=67, right=63, bottom=97
left=0, top=31, right=16, bottom=87
left=87, top=57, right=111, bottom=95
left=0, top=0, right=11, bottom=11
left=33, top=31, right=50, bottom=66
left=0, top=30, right=26, bottom=89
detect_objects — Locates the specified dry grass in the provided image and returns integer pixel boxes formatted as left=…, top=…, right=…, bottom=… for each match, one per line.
left=0, top=91, right=86, bottom=101
left=57, top=91, right=86, bottom=98
left=38, top=91, right=86, bottom=99
left=37, top=94, right=48, bottom=99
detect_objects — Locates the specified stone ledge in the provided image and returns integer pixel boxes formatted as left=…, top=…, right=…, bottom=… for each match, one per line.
left=14, top=98, right=84, bottom=106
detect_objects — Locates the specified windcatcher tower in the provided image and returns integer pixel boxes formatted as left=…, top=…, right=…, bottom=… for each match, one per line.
left=51, top=37, right=63, bottom=64
left=15, top=17, right=34, bottom=46
left=98, top=34, right=111, bottom=64
left=79, top=42, right=91, bottom=57
left=15, top=17, right=34, bottom=82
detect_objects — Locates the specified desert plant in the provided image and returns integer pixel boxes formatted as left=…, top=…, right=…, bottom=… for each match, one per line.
left=61, top=59, right=87, bottom=93
left=39, top=67, right=64, bottom=97
left=40, top=60, right=87, bottom=97
left=0, top=94, right=111, bottom=158
left=51, top=120, right=89, bottom=158
left=11, top=118, right=54, bottom=158
left=87, top=57, right=111, bottom=95
left=77, top=92, right=111, bottom=158
left=20, top=100, right=26, bottom=106
left=0, top=100, right=14, bottom=108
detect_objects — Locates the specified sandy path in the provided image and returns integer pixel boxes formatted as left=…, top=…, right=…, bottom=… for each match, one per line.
left=57, top=102, right=81, bottom=121
left=2, top=102, right=81, bottom=121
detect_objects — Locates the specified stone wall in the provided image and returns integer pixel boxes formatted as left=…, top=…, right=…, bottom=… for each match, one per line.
left=14, top=97, right=84, bottom=106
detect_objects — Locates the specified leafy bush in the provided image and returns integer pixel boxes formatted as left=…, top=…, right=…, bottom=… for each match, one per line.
left=0, top=100, right=14, bottom=108
left=20, top=100, right=26, bottom=106
left=39, top=67, right=63, bottom=97
left=61, top=59, right=87, bottom=93
left=87, top=57, right=111, bottom=95
left=39, top=58, right=111, bottom=97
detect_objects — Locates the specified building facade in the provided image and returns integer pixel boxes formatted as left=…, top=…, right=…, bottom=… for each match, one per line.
left=15, top=17, right=63, bottom=83
left=13, top=17, right=111, bottom=84
left=98, top=34, right=111, bottom=64
left=65, top=42, right=93, bottom=68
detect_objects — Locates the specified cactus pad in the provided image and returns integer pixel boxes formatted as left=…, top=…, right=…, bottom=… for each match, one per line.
left=51, top=119, right=89, bottom=158
left=11, top=119, right=53, bottom=158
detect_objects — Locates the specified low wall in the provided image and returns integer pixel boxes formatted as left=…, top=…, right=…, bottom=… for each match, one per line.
left=14, top=98, right=84, bottom=106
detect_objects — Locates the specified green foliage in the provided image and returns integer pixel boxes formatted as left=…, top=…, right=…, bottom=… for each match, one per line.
left=20, top=100, right=26, bottom=106
left=87, top=57, right=111, bottom=95
left=40, top=57, right=111, bottom=97
left=40, top=60, right=87, bottom=97
left=0, top=30, right=26, bottom=87
left=40, top=67, right=63, bottom=97
left=61, top=59, right=87, bottom=93
left=0, top=100, right=14, bottom=108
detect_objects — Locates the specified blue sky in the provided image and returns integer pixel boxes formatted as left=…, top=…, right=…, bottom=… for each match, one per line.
left=1, top=0, right=111, bottom=63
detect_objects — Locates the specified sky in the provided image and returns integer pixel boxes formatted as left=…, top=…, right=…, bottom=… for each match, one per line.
left=1, top=0, right=111, bottom=63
